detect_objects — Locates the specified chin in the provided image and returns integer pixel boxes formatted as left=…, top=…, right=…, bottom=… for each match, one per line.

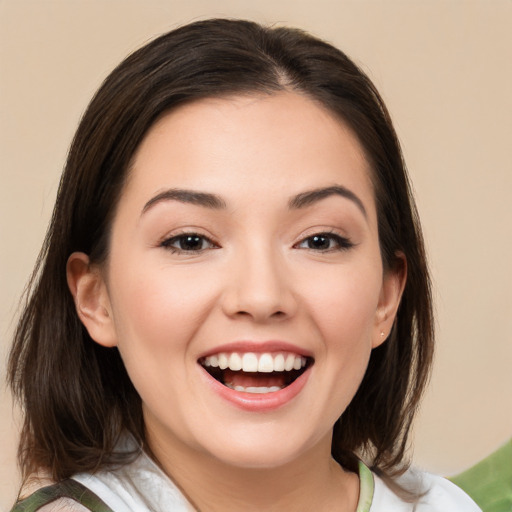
left=211, top=446, right=305, bottom=471
left=196, top=424, right=324, bottom=471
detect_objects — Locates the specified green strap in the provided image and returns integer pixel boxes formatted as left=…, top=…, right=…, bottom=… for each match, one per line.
left=356, top=460, right=375, bottom=512
left=11, top=479, right=115, bottom=512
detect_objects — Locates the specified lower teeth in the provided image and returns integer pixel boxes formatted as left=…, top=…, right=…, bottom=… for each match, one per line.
left=225, top=384, right=283, bottom=394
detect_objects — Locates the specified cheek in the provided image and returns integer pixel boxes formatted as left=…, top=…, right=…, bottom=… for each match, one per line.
left=106, top=266, right=218, bottom=432
left=302, top=261, right=382, bottom=407
left=304, top=263, right=382, bottom=342
left=108, top=264, right=218, bottom=366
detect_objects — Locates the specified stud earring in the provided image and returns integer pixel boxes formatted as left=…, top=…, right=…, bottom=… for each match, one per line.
left=380, top=331, right=385, bottom=337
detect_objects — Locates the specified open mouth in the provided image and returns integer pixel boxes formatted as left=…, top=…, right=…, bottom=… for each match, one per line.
left=199, top=352, right=313, bottom=394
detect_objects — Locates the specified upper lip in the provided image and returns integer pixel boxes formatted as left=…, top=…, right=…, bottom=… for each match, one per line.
left=197, top=341, right=313, bottom=360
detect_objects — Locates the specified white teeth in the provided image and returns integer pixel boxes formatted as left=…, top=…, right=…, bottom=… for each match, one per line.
left=202, top=351, right=309, bottom=372
left=227, top=384, right=283, bottom=394
left=273, top=354, right=285, bottom=372
left=229, top=353, right=242, bottom=371
left=218, top=353, right=229, bottom=369
left=242, top=353, right=259, bottom=372
left=257, top=353, right=274, bottom=373
left=285, top=354, right=295, bottom=371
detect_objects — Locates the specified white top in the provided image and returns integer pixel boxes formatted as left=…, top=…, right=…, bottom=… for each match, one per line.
left=72, top=448, right=195, bottom=512
left=34, top=440, right=481, bottom=512
left=372, top=469, right=482, bottom=511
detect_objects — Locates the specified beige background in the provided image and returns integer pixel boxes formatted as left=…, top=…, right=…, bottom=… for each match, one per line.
left=1, top=0, right=511, bottom=509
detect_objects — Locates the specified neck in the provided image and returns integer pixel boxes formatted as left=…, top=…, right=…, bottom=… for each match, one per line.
left=145, top=425, right=359, bottom=512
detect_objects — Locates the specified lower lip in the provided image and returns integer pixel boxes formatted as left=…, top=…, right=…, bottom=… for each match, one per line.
left=199, top=366, right=311, bottom=412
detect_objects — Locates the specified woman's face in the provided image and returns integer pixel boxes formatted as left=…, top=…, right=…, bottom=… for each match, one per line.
left=77, top=92, right=403, bottom=469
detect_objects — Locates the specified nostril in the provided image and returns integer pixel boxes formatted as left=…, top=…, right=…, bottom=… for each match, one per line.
left=222, top=284, right=297, bottom=321
left=234, top=310, right=288, bottom=320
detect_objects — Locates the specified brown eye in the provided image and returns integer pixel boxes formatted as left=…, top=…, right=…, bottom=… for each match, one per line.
left=161, top=234, right=217, bottom=253
left=296, top=233, right=353, bottom=252
left=306, top=235, right=331, bottom=250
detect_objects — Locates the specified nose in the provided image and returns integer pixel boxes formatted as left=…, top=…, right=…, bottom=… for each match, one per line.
left=221, top=246, right=297, bottom=323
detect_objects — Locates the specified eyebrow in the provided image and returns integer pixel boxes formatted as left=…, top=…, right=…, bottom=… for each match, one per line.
left=141, top=185, right=366, bottom=218
left=142, top=188, right=227, bottom=214
left=289, top=186, right=367, bottom=218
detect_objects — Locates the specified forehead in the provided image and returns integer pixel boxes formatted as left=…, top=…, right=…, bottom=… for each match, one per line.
left=123, top=92, right=375, bottom=215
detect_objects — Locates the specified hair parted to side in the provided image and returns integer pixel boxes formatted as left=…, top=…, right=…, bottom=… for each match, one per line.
left=8, top=18, right=433, bottom=483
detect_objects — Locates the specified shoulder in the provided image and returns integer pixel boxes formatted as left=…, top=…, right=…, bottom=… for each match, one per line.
left=371, top=468, right=482, bottom=511
left=71, top=443, right=194, bottom=512
left=11, top=479, right=114, bottom=512
left=415, top=472, right=483, bottom=510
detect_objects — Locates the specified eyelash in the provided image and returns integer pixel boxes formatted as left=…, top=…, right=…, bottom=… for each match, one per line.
left=160, top=231, right=353, bottom=254
left=294, top=232, right=354, bottom=252
left=160, top=233, right=218, bottom=254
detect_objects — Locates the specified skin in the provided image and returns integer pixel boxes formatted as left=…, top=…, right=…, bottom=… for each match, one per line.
left=68, top=91, right=405, bottom=511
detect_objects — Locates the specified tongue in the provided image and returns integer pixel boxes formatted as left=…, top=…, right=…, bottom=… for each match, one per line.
left=223, top=369, right=288, bottom=388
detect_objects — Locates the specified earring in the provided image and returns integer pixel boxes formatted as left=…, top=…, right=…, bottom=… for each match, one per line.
left=380, top=331, right=385, bottom=338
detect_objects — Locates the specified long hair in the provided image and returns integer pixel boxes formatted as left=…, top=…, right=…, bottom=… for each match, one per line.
left=8, top=18, right=433, bottom=483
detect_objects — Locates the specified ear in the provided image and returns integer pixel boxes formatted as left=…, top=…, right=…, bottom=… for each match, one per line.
left=66, top=252, right=118, bottom=347
left=373, top=252, right=407, bottom=348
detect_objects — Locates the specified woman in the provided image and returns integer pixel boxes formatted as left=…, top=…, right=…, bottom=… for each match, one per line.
left=9, top=18, right=480, bottom=511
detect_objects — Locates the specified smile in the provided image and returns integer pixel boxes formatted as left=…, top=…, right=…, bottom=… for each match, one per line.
left=199, top=352, right=312, bottom=394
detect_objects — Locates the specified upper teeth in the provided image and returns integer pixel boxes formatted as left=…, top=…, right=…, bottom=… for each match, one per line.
left=202, top=352, right=307, bottom=373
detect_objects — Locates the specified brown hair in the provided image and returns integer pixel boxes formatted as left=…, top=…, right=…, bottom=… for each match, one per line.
left=8, top=18, right=433, bottom=483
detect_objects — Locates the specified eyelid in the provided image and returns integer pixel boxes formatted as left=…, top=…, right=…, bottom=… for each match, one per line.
left=159, top=229, right=220, bottom=254
left=293, top=229, right=355, bottom=252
